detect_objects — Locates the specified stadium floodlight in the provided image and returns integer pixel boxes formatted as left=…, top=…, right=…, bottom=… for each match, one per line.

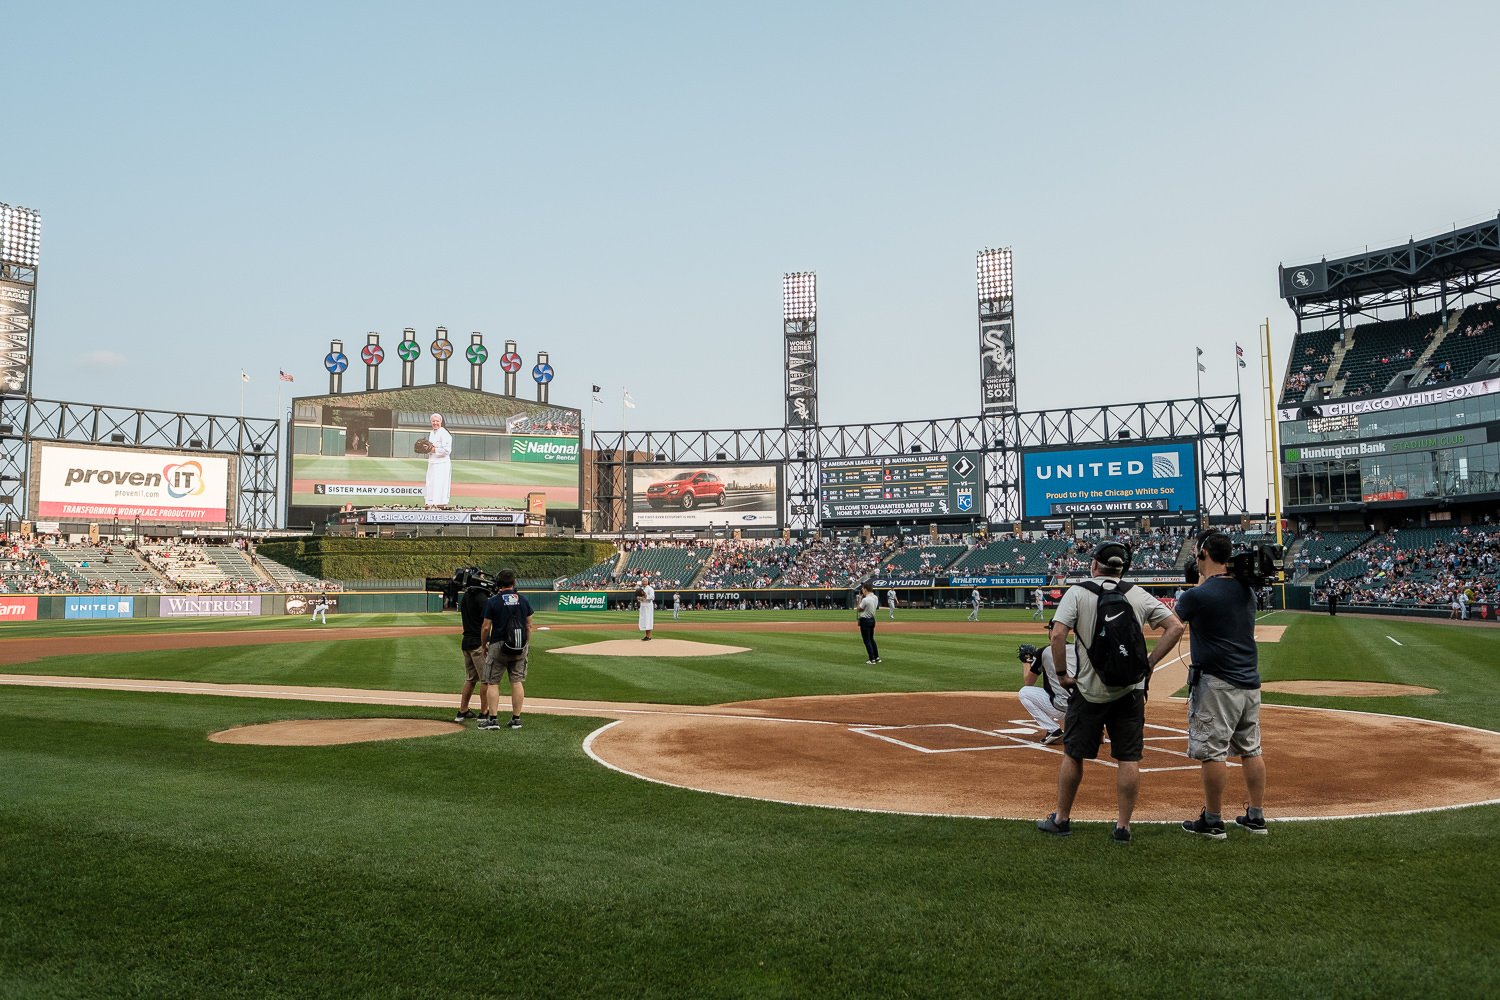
left=0, top=203, right=42, bottom=268
left=976, top=247, right=1012, bottom=302
left=783, top=272, right=817, bottom=322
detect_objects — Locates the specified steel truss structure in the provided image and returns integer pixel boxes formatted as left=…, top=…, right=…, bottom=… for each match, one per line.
left=591, top=395, right=1245, bottom=532
left=0, top=396, right=281, bottom=530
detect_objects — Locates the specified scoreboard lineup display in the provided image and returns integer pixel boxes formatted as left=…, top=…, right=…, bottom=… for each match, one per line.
left=818, top=452, right=982, bottom=521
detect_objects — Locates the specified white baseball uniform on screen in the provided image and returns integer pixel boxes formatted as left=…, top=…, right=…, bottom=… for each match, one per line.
left=424, top=413, right=453, bottom=506
left=638, top=584, right=656, bottom=632
left=1019, top=642, right=1077, bottom=731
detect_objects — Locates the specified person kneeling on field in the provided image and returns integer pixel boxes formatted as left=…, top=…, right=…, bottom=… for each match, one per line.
left=1017, top=624, right=1073, bottom=746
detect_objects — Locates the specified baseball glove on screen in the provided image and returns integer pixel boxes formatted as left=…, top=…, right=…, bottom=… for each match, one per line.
left=414, top=439, right=434, bottom=455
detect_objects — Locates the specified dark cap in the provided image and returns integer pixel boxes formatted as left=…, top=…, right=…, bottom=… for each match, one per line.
left=1093, top=540, right=1131, bottom=571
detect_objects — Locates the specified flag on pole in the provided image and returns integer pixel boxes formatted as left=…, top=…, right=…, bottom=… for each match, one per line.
left=1196, top=347, right=1204, bottom=356
left=1197, top=362, right=1206, bottom=372
left=279, top=369, right=295, bottom=382
left=592, top=384, right=602, bottom=393
left=623, top=390, right=636, bottom=410
left=240, top=371, right=250, bottom=383
left=1235, top=343, right=1246, bottom=368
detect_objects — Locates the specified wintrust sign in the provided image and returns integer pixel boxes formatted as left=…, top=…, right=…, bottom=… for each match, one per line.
left=35, top=445, right=229, bottom=523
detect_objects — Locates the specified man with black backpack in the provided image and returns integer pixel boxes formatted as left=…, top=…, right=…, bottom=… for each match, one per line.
left=479, top=568, right=534, bottom=731
left=1036, top=540, right=1184, bottom=844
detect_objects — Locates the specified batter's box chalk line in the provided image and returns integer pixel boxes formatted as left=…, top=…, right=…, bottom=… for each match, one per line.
left=851, top=723, right=1045, bottom=754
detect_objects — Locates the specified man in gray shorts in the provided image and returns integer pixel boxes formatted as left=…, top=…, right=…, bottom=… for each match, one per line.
left=479, top=569, right=534, bottom=731
left=1174, top=530, right=1268, bottom=838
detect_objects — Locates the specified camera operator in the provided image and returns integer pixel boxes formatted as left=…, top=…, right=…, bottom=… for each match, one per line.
left=454, top=571, right=495, bottom=725
left=1176, top=530, right=1268, bottom=838
left=1017, top=624, right=1074, bottom=745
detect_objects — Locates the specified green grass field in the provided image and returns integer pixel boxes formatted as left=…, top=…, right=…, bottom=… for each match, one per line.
left=2, top=610, right=1497, bottom=998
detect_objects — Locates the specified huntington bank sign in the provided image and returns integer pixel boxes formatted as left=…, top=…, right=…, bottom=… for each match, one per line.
left=1021, top=441, right=1199, bottom=518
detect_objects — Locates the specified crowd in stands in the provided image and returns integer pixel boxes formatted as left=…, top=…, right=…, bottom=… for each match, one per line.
left=505, top=408, right=581, bottom=437
left=696, top=539, right=807, bottom=588
left=1314, top=524, right=1496, bottom=609
left=0, top=534, right=83, bottom=593
left=777, top=537, right=891, bottom=587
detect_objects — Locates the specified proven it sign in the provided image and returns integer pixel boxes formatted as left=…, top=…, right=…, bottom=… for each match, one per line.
left=557, top=592, right=606, bottom=611
left=35, top=444, right=229, bottom=523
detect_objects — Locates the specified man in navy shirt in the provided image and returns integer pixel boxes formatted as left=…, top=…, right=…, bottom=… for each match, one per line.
left=1175, top=531, right=1268, bottom=838
left=480, top=569, right=534, bottom=731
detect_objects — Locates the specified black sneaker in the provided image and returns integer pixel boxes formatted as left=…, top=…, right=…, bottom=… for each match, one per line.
left=1036, top=812, right=1072, bottom=837
left=1041, top=729, right=1064, bottom=746
left=508, top=716, right=523, bottom=730
left=454, top=710, right=476, bottom=723
left=478, top=716, right=499, bottom=731
left=1111, top=825, right=1132, bottom=845
left=1182, top=810, right=1227, bottom=840
left=1234, top=809, right=1269, bottom=835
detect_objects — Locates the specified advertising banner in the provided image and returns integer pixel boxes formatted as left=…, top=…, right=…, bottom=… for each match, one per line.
left=0, top=278, right=34, bottom=395
left=0, top=596, right=38, bottom=621
left=510, top=437, right=580, bottom=463
left=364, top=508, right=526, bottom=525
left=628, top=463, right=782, bottom=529
left=1282, top=427, right=1491, bottom=463
left=65, top=596, right=135, bottom=620
left=1277, top=377, right=1500, bottom=422
left=162, top=595, right=261, bottom=617
left=785, top=335, right=817, bottom=427
left=948, top=575, right=1049, bottom=587
left=1021, top=441, right=1199, bottom=518
left=34, top=444, right=230, bottom=523
left=871, top=577, right=934, bottom=589
left=557, top=592, right=607, bottom=611
left=284, top=594, right=338, bottom=615
left=979, top=317, right=1016, bottom=415
left=818, top=452, right=983, bottom=522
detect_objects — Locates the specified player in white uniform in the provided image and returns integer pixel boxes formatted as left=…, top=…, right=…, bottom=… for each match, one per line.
left=1018, top=627, right=1075, bottom=744
left=1032, top=587, right=1046, bottom=621
left=311, top=595, right=329, bottom=624
left=887, top=588, right=897, bottom=620
left=672, top=591, right=682, bottom=621
left=637, top=582, right=656, bottom=640
left=967, top=588, right=981, bottom=622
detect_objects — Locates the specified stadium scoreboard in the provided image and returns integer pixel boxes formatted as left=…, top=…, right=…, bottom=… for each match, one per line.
left=818, top=451, right=982, bottom=522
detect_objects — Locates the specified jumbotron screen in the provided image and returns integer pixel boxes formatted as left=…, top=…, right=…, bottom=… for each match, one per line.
left=288, top=386, right=580, bottom=525
left=817, top=452, right=983, bottom=522
left=627, top=462, right=782, bottom=529
left=31, top=442, right=233, bottom=524
left=1020, top=440, right=1198, bottom=518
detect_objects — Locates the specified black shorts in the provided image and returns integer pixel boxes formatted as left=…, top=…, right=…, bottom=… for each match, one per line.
left=1062, top=691, right=1145, bottom=762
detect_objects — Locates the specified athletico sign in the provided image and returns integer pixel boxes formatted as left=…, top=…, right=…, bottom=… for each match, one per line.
left=557, top=592, right=607, bottom=611
left=34, top=444, right=230, bottom=523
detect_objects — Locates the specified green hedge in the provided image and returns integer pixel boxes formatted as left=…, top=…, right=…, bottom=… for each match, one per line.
left=258, top=537, right=614, bottom=583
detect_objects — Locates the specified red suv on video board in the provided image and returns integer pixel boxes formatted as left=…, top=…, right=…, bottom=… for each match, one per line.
left=645, top=470, right=726, bottom=510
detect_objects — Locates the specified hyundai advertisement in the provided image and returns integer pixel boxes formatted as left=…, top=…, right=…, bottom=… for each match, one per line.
left=627, top=463, right=782, bottom=529
left=1021, top=441, right=1199, bottom=518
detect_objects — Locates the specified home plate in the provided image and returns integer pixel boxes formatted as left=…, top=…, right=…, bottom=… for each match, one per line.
left=550, top=639, right=750, bottom=657
left=992, top=727, right=1039, bottom=736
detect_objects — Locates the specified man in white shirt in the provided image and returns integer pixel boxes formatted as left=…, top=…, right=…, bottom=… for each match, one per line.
left=887, top=588, right=898, bottom=620
left=423, top=413, right=453, bottom=507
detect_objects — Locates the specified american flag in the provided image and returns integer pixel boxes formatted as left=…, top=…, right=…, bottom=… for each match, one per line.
left=279, top=370, right=295, bottom=382
left=1235, top=343, right=1246, bottom=369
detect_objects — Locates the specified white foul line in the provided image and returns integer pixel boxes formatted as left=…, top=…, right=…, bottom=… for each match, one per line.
left=1387, top=635, right=1404, bottom=646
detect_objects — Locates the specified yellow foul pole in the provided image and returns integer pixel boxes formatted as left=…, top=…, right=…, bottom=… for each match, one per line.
left=1261, top=319, right=1288, bottom=603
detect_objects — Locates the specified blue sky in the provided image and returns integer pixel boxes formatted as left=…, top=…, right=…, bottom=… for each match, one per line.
left=9, top=1, right=1500, bottom=511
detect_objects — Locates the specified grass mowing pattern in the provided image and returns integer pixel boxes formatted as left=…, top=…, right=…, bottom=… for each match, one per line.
left=1, top=611, right=1498, bottom=997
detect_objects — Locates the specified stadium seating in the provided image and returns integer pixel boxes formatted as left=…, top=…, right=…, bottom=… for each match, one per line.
left=1280, top=326, right=1344, bottom=404
left=949, top=538, right=1070, bottom=575
left=1330, top=313, right=1446, bottom=399
left=619, top=545, right=710, bottom=588
left=696, top=540, right=807, bottom=589
left=1287, top=530, right=1375, bottom=578
left=1316, top=525, right=1497, bottom=607
left=559, top=555, right=625, bottom=589
left=1419, top=301, right=1500, bottom=382
left=872, top=544, right=966, bottom=581
left=39, top=544, right=160, bottom=592
left=257, top=555, right=336, bottom=591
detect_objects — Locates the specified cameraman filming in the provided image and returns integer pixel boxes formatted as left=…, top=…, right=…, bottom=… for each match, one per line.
left=454, top=571, right=494, bottom=725
left=1017, top=625, right=1073, bottom=745
left=1176, top=530, right=1269, bottom=838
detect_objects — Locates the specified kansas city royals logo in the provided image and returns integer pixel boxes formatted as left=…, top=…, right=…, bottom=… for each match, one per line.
left=956, top=488, right=973, bottom=513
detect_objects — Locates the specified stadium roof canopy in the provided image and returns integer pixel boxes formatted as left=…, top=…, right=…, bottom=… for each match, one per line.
left=1279, top=215, right=1500, bottom=320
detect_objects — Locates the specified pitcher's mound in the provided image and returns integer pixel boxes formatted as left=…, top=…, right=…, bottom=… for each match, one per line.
left=210, top=718, right=462, bottom=746
left=1262, top=681, right=1438, bottom=697
left=552, top=639, right=749, bottom=657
